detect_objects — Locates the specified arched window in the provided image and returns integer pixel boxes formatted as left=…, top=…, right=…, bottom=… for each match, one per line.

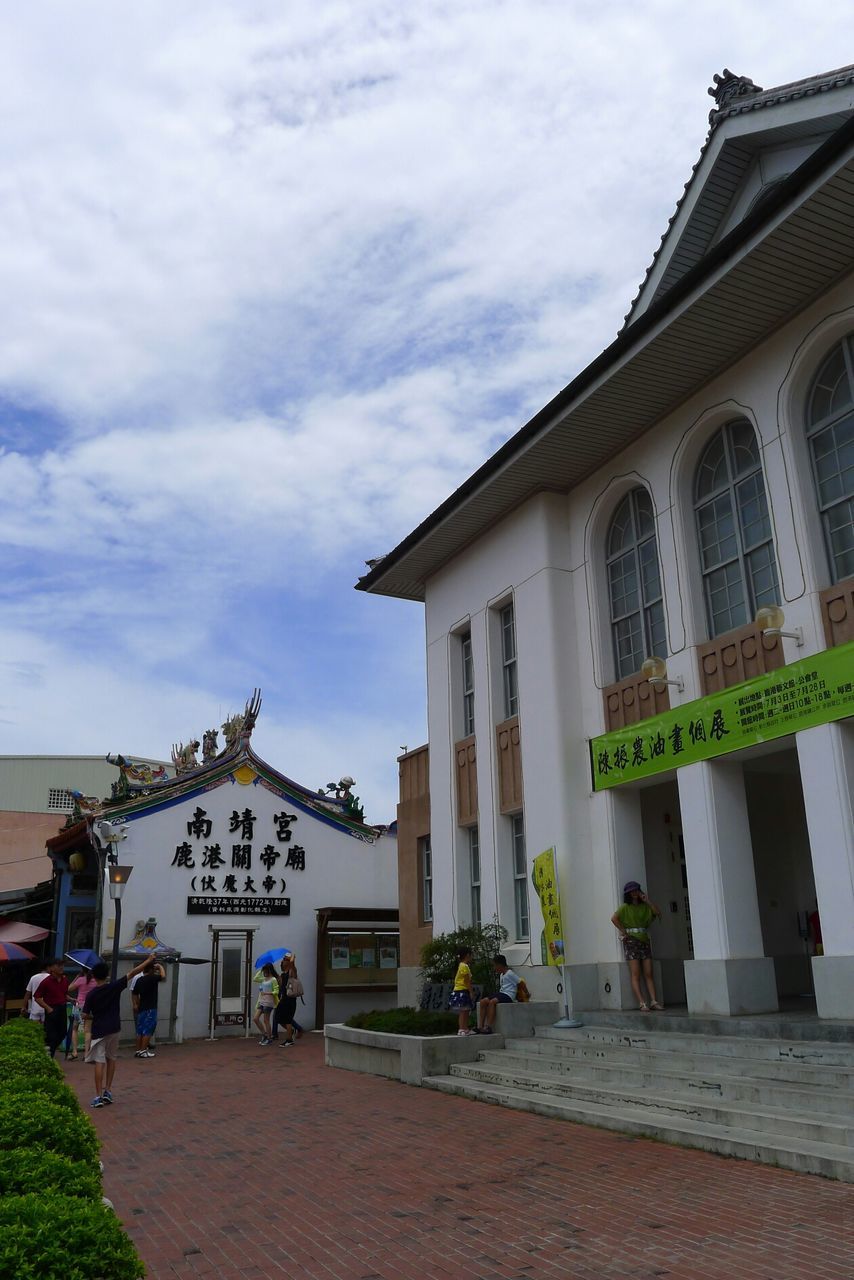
left=606, top=487, right=665, bottom=679
left=806, top=337, right=854, bottom=583
left=694, top=419, right=779, bottom=637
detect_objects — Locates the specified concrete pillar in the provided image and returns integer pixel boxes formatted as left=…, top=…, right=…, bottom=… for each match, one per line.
left=796, top=720, right=854, bottom=1018
left=677, top=757, right=777, bottom=1014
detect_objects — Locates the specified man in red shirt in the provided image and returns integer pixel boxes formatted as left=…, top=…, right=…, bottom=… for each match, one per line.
left=34, top=958, right=70, bottom=1058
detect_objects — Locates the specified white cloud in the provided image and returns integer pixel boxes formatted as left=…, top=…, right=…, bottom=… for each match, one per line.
left=2, top=0, right=854, bottom=811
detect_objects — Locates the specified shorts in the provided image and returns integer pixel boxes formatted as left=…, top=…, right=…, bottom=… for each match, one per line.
left=135, top=1008, right=157, bottom=1037
left=497, top=993, right=513, bottom=1004
left=448, top=991, right=473, bottom=1010
left=28, top=1007, right=45, bottom=1024
left=622, top=936, right=652, bottom=962
left=85, top=1033, right=121, bottom=1064
left=70, top=1006, right=83, bottom=1027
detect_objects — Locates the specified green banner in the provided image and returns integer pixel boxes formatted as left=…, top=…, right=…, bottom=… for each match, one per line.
left=531, top=847, right=566, bottom=966
left=590, top=641, right=854, bottom=792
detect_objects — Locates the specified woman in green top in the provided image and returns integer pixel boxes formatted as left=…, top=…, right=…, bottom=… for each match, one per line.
left=611, top=881, right=663, bottom=1012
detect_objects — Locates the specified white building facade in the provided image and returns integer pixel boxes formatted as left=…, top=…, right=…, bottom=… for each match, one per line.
left=362, top=68, right=854, bottom=1021
left=48, top=722, right=398, bottom=1039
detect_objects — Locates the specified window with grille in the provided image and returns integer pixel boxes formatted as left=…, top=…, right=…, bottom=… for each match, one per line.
left=693, top=420, right=779, bottom=637
left=469, top=825, right=481, bottom=927
left=806, top=337, right=854, bottom=583
left=461, top=632, right=475, bottom=737
left=606, top=487, right=666, bottom=679
left=47, top=788, right=73, bottom=812
left=511, top=813, right=529, bottom=941
left=500, top=603, right=519, bottom=719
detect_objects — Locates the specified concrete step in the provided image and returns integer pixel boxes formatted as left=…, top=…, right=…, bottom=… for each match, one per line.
left=576, top=1008, right=854, bottom=1044
left=476, top=1049, right=854, bottom=1117
left=447, top=1060, right=854, bottom=1146
left=425, top=1074, right=854, bottom=1182
left=533, top=1024, right=854, bottom=1067
left=499, top=1035, right=854, bottom=1087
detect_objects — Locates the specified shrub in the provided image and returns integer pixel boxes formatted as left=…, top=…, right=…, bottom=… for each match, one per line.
left=0, top=1044, right=63, bottom=1079
left=0, top=1018, right=45, bottom=1047
left=0, top=1149, right=101, bottom=1201
left=0, top=1194, right=145, bottom=1280
left=2, top=1074, right=82, bottom=1114
left=345, top=1007, right=459, bottom=1036
left=419, top=922, right=508, bottom=993
left=0, top=1095, right=99, bottom=1166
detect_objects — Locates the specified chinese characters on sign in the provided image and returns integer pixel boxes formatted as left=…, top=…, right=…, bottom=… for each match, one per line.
left=171, top=803, right=306, bottom=913
left=187, top=896, right=291, bottom=916
left=531, top=847, right=567, bottom=966
left=590, top=643, right=854, bottom=792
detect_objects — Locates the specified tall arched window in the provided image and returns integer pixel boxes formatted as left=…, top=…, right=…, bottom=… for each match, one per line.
left=694, top=419, right=779, bottom=637
left=806, top=337, right=854, bottom=583
left=606, top=487, right=665, bottom=679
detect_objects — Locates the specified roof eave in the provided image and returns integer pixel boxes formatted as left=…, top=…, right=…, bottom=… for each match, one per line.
left=357, top=113, right=854, bottom=603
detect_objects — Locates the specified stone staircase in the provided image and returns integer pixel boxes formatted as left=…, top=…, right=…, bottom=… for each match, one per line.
left=424, top=1012, right=854, bottom=1181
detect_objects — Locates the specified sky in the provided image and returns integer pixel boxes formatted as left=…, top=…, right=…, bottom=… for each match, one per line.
left=2, top=1, right=854, bottom=822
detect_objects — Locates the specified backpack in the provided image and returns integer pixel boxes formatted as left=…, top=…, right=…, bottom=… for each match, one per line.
left=286, top=977, right=304, bottom=999
left=516, top=979, right=531, bottom=1003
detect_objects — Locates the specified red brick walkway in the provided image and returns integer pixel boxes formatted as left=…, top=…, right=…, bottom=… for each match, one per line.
left=63, top=1036, right=852, bottom=1280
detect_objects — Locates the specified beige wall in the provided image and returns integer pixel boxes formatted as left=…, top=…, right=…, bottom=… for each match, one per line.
left=397, top=745, right=431, bottom=968
left=0, top=811, right=64, bottom=893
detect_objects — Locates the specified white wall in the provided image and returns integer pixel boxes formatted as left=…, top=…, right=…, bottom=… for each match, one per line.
left=421, top=267, right=854, bottom=987
left=97, top=772, right=397, bottom=1039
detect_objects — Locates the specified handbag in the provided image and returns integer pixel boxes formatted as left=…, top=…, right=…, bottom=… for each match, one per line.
left=286, top=977, right=304, bottom=998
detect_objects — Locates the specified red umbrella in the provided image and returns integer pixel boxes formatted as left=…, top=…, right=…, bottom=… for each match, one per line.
left=0, top=941, right=35, bottom=962
left=0, top=922, right=50, bottom=943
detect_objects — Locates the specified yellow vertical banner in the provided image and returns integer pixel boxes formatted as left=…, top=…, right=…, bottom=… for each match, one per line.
left=531, top=847, right=566, bottom=966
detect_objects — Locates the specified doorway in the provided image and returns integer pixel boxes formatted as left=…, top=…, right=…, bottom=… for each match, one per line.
left=639, top=780, right=692, bottom=1005
left=743, top=746, right=816, bottom=1002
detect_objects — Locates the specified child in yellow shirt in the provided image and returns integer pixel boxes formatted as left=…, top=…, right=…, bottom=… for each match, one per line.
left=448, top=947, right=475, bottom=1035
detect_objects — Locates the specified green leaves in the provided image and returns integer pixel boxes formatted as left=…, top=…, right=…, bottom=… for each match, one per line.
left=419, top=922, right=509, bottom=993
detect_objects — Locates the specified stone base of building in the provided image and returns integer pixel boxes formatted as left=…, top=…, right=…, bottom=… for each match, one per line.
left=589, top=961, right=664, bottom=1011
left=812, top=955, right=854, bottom=1018
left=397, top=966, right=423, bottom=1008
left=684, top=958, right=778, bottom=1016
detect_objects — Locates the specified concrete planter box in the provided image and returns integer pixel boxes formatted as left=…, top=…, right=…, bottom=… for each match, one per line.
left=324, top=1001, right=559, bottom=1086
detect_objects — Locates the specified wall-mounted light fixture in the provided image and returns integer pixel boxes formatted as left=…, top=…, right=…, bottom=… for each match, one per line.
left=755, top=604, right=803, bottom=646
left=641, top=655, right=684, bottom=694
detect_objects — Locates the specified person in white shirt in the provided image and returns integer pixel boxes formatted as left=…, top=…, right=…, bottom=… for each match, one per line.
left=24, top=970, right=49, bottom=1023
left=476, top=955, right=520, bottom=1034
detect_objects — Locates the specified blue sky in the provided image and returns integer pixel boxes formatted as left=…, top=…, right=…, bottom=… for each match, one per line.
left=2, top=1, right=854, bottom=820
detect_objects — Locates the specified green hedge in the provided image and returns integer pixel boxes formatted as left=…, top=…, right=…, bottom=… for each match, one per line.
left=0, top=1194, right=144, bottom=1280
left=2, top=1073, right=82, bottom=1113
left=345, top=1007, right=459, bottom=1036
left=0, top=1016, right=145, bottom=1278
left=0, top=1149, right=102, bottom=1201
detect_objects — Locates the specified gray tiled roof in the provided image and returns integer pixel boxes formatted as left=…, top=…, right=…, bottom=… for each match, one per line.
left=621, top=64, right=854, bottom=330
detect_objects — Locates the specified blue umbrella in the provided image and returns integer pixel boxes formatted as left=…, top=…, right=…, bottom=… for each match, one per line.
left=65, top=948, right=102, bottom=970
left=255, top=947, right=292, bottom=969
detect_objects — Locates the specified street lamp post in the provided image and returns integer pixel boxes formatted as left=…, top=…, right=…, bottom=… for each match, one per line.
left=107, top=865, right=134, bottom=982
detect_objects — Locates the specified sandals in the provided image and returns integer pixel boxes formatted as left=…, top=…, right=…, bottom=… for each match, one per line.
left=639, top=1003, right=650, bottom=1012
left=650, top=1001, right=664, bottom=1011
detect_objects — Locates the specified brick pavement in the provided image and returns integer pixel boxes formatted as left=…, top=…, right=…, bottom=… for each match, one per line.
left=62, top=1035, right=852, bottom=1280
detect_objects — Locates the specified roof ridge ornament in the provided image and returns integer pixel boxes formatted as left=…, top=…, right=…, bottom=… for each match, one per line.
left=220, top=688, right=263, bottom=755
left=708, top=69, right=763, bottom=117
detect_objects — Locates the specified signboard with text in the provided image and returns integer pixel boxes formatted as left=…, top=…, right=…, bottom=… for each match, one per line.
left=531, top=847, right=567, bottom=965
left=187, top=896, right=291, bottom=916
left=590, top=642, right=854, bottom=792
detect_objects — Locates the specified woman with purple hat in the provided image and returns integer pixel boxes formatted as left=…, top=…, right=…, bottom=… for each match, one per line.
left=611, top=881, right=663, bottom=1011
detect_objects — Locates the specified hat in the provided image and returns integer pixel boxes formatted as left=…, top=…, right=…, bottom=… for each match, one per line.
left=623, top=880, right=642, bottom=893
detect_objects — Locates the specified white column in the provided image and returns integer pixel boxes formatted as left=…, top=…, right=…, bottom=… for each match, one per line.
left=796, top=720, right=854, bottom=1018
left=678, top=757, right=777, bottom=1014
